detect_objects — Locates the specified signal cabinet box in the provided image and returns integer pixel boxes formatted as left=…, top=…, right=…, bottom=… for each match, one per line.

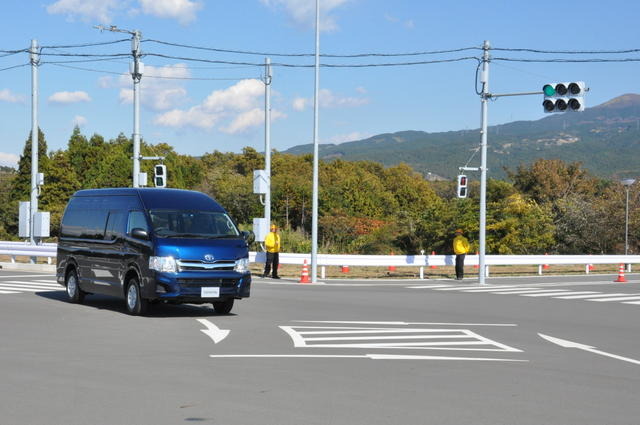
left=19, top=201, right=30, bottom=238
left=253, top=170, right=268, bottom=194
left=253, top=217, right=268, bottom=242
left=34, top=212, right=50, bottom=238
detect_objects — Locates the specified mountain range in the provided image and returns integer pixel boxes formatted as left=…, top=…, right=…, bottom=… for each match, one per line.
left=284, top=94, right=640, bottom=180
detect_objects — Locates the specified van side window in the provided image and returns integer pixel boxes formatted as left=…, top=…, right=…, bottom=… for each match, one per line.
left=128, top=211, right=149, bottom=234
left=60, top=198, right=108, bottom=240
left=105, top=211, right=126, bottom=241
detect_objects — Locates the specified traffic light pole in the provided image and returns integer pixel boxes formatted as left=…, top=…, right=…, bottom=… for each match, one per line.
left=478, top=40, right=490, bottom=285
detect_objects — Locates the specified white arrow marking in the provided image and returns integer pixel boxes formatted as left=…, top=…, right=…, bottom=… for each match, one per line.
left=539, top=333, right=640, bottom=365
left=196, top=319, right=230, bottom=344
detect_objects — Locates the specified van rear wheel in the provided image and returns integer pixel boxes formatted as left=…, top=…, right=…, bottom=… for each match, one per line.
left=125, top=277, right=148, bottom=316
left=212, top=299, right=234, bottom=314
left=66, top=269, right=85, bottom=303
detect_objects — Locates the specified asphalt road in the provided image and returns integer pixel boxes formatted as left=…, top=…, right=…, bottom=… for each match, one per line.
left=0, top=271, right=638, bottom=425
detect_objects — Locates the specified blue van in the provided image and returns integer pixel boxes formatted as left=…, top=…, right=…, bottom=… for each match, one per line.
left=56, top=188, right=252, bottom=315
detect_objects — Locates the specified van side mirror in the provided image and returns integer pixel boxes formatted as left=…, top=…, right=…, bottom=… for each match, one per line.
left=241, top=230, right=254, bottom=244
left=131, top=228, right=150, bottom=240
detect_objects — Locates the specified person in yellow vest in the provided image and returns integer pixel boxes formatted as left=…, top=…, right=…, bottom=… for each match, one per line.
left=263, top=224, right=281, bottom=279
left=453, top=229, right=470, bottom=280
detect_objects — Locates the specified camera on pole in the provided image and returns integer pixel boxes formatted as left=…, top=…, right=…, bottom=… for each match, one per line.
left=154, top=164, right=167, bottom=188
left=456, top=175, right=468, bottom=198
left=542, top=81, right=585, bottom=113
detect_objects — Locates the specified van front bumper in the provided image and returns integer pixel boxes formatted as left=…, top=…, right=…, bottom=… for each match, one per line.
left=151, top=270, right=251, bottom=303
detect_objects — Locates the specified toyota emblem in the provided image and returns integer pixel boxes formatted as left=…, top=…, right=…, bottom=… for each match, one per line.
left=204, top=254, right=215, bottom=262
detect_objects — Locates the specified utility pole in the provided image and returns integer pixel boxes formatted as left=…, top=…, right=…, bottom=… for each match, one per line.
left=478, top=40, right=490, bottom=285
left=95, top=25, right=143, bottom=187
left=311, top=0, right=320, bottom=283
left=30, top=39, right=39, bottom=245
left=264, top=58, right=272, bottom=228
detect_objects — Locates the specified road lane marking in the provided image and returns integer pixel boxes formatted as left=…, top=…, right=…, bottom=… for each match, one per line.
left=196, top=319, right=230, bottom=344
left=539, top=333, right=640, bottom=365
left=623, top=301, right=640, bottom=305
left=0, top=290, right=19, bottom=294
left=209, top=354, right=527, bottom=362
left=461, top=286, right=537, bottom=292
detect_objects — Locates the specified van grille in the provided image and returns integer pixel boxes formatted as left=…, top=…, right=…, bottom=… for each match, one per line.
left=177, top=278, right=237, bottom=288
left=177, top=259, right=235, bottom=271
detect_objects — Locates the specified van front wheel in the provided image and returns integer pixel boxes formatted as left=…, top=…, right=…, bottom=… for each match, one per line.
left=212, top=299, right=234, bottom=314
left=125, top=277, right=148, bottom=316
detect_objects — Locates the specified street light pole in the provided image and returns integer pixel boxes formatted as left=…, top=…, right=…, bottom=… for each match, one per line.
left=621, top=179, right=635, bottom=257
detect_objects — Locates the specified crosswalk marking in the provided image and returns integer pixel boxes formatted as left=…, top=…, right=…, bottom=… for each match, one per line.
left=407, top=285, right=451, bottom=289
left=588, top=295, right=640, bottom=302
left=553, top=292, right=632, bottom=300
left=6, top=280, right=61, bottom=287
left=4, top=281, right=62, bottom=289
left=624, top=301, right=640, bottom=305
left=520, top=291, right=590, bottom=297
left=492, top=289, right=570, bottom=295
left=461, top=286, right=535, bottom=292
left=0, top=285, right=58, bottom=292
left=0, top=289, right=19, bottom=294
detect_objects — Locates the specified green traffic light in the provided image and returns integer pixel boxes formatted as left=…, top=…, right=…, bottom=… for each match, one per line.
left=543, top=84, right=556, bottom=97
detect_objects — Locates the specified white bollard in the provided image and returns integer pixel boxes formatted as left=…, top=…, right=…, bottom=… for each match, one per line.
left=321, top=266, right=326, bottom=279
left=419, top=266, right=424, bottom=280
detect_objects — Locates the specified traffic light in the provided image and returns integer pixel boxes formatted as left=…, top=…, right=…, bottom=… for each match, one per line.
left=154, top=164, right=167, bottom=188
left=542, top=81, right=585, bottom=113
left=456, top=175, right=468, bottom=198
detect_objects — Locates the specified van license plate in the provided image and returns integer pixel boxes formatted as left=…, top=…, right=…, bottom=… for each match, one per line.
left=201, top=287, right=220, bottom=298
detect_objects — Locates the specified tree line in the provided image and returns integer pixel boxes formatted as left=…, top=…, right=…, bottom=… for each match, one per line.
left=0, top=127, right=637, bottom=255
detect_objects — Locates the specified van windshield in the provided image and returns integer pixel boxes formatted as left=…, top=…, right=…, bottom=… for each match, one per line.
left=149, top=210, right=240, bottom=239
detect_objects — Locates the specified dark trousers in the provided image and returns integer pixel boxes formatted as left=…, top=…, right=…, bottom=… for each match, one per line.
left=455, top=254, right=466, bottom=279
left=264, top=252, right=280, bottom=277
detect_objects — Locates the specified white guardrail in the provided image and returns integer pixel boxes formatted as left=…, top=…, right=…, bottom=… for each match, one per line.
left=1, top=241, right=638, bottom=277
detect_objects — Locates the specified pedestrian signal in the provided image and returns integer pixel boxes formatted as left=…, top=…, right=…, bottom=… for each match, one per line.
left=154, top=164, right=167, bottom=188
left=457, top=175, right=468, bottom=198
left=542, top=81, right=585, bottom=113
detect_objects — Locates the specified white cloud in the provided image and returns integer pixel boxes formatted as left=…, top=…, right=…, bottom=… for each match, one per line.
left=260, top=0, right=351, bottom=32
left=292, top=88, right=369, bottom=111
left=355, top=86, right=367, bottom=94
left=46, top=0, right=203, bottom=25
left=325, top=131, right=371, bottom=145
left=154, top=78, right=284, bottom=133
left=46, top=0, right=124, bottom=23
left=384, top=13, right=415, bottom=29
left=48, top=91, right=92, bottom=104
left=116, top=63, right=190, bottom=111
left=221, top=108, right=286, bottom=134
left=139, top=0, right=202, bottom=25
left=72, top=115, right=88, bottom=127
left=0, top=89, right=25, bottom=104
left=0, top=152, right=19, bottom=168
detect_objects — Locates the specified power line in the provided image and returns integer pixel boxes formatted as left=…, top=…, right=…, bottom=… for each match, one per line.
left=143, top=38, right=481, bottom=58
left=40, top=38, right=130, bottom=49
left=493, top=57, right=640, bottom=63
left=0, top=63, right=29, bottom=72
left=492, top=47, right=640, bottom=54
left=46, top=62, right=256, bottom=80
left=144, top=52, right=481, bottom=68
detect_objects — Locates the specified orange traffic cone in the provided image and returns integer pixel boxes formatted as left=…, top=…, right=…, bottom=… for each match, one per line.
left=299, top=259, right=311, bottom=283
left=388, top=251, right=396, bottom=272
left=341, top=265, right=349, bottom=273
left=473, top=251, right=479, bottom=269
left=614, top=263, right=627, bottom=283
left=588, top=263, right=594, bottom=272
left=543, top=253, right=549, bottom=270
left=430, top=251, right=437, bottom=269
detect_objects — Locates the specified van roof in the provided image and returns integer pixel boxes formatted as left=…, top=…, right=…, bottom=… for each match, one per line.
left=73, top=188, right=225, bottom=211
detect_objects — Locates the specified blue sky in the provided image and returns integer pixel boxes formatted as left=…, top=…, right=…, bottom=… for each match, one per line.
left=0, top=0, right=639, bottom=167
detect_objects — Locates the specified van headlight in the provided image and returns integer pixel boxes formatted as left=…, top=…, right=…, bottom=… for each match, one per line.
left=149, top=256, right=177, bottom=273
left=234, top=258, right=250, bottom=273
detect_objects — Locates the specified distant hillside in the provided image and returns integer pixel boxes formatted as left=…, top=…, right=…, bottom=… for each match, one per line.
left=284, top=94, right=640, bottom=180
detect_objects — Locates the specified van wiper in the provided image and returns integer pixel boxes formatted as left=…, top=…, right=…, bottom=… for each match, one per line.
left=161, top=233, right=205, bottom=238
